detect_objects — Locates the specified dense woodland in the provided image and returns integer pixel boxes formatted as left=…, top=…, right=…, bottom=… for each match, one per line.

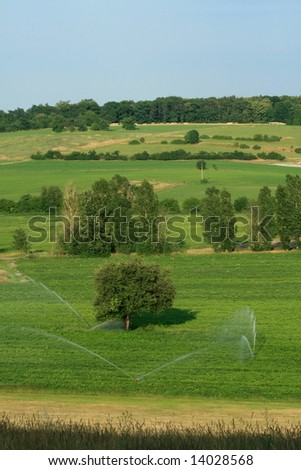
left=1, top=95, right=301, bottom=132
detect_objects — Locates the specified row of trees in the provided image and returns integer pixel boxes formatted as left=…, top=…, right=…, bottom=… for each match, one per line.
left=31, top=148, right=285, bottom=162
left=195, top=175, right=301, bottom=252
left=9, top=174, right=301, bottom=255
left=1, top=95, right=301, bottom=132
left=59, top=176, right=178, bottom=256
left=0, top=186, right=63, bottom=213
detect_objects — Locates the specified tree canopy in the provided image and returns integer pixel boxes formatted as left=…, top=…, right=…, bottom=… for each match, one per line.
left=1, top=95, right=301, bottom=133
left=94, top=258, right=176, bottom=330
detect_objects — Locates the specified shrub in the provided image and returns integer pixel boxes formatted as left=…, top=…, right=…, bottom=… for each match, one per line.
left=121, top=117, right=137, bottom=130
left=239, top=144, right=250, bottom=149
left=184, top=130, right=200, bottom=144
left=17, top=194, right=42, bottom=212
left=253, top=145, right=261, bottom=150
left=212, top=135, right=233, bottom=140
left=161, top=140, right=168, bottom=144
left=257, top=152, right=285, bottom=161
left=30, top=152, right=46, bottom=160
left=0, top=198, right=17, bottom=213
left=12, top=228, right=31, bottom=253
left=295, top=148, right=301, bottom=154
left=171, top=139, right=186, bottom=144
left=128, top=140, right=141, bottom=145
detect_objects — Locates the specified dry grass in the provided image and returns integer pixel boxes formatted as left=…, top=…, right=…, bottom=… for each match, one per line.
left=2, top=412, right=301, bottom=450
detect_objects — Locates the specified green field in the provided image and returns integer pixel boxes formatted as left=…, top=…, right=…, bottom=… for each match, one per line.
left=2, top=158, right=301, bottom=253
left=2, top=159, right=301, bottom=203
left=1, top=252, right=301, bottom=400
left=1, top=123, right=301, bottom=433
left=1, top=124, right=301, bottom=164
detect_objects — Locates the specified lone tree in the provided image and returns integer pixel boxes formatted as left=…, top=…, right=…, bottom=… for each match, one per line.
left=196, top=159, right=207, bottom=182
left=94, top=258, right=175, bottom=331
left=184, top=129, right=200, bottom=144
left=121, top=117, right=137, bottom=130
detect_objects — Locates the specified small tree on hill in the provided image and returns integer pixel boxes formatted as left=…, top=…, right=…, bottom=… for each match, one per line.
left=121, top=117, right=137, bottom=130
left=94, top=258, right=176, bottom=331
left=185, top=129, right=200, bottom=144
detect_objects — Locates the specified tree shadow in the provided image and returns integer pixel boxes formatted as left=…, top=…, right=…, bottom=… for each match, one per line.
left=131, top=308, right=197, bottom=330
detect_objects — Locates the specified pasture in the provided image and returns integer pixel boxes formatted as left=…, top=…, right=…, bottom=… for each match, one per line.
left=1, top=123, right=301, bottom=164
left=1, top=252, right=301, bottom=401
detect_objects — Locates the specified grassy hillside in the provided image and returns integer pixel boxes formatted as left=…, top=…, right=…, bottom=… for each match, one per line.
left=1, top=252, right=301, bottom=400
left=0, top=123, right=301, bottom=164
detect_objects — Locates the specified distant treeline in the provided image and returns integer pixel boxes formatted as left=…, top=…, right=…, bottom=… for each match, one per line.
left=1, top=95, right=301, bottom=132
left=31, top=149, right=285, bottom=162
left=31, top=150, right=127, bottom=161
left=0, top=186, right=63, bottom=214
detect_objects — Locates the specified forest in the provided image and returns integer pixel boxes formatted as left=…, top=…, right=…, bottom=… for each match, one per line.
left=1, top=95, right=301, bottom=132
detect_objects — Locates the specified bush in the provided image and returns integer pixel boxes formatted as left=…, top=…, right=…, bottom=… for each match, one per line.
left=128, top=140, right=141, bottom=145
left=121, top=117, right=137, bottom=130
left=184, top=130, right=200, bottom=144
left=295, top=148, right=301, bottom=154
left=212, top=135, right=233, bottom=140
left=161, top=140, right=168, bottom=144
left=12, top=228, right=31, bottom=253
left=257, top=152, right=285, bottom=161
left=0, top=198, right=17, bottom=213
left=131, top=151, right=150, bottom=160
left=171, top=139, right=186, bottom=144
left=239, top=144, right=250, bottom=149
left=200, top=134, right=210, bottom=139
left=253, top=145, right=261, bottom=150
left=17, top=194, right=42, bottom=213
left=30, top=152, right=46, bottom=160
left=254, top=134, right=281, bottom=142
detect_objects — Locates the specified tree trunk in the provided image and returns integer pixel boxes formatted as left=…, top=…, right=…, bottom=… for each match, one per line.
left=124, top=314, right=131, bottom=331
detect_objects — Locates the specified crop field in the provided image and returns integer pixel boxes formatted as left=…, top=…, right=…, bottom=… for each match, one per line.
left=1, top=124, right=301, bottom=442
left=1, top=252, right=301, bottom=401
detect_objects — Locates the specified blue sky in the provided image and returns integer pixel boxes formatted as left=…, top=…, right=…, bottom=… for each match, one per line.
left=0, top=0, right=300, bottom=110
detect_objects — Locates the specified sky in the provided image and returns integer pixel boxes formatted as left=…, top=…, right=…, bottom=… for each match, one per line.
left=0, top=0, right=300, bottom=110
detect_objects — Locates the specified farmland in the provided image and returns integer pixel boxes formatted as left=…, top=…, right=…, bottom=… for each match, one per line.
left=1, top=253, right=301, bottom=399
left=1, top=123, right=301, bottom=164
left=1, top=124, right=301, bottom=447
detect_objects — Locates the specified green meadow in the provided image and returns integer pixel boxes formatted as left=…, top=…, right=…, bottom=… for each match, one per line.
left=1, top=252, right=301, bottom=400
left=0, top=123, right=301, bottom=164
left=1, top=124, right=301, bottom=433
